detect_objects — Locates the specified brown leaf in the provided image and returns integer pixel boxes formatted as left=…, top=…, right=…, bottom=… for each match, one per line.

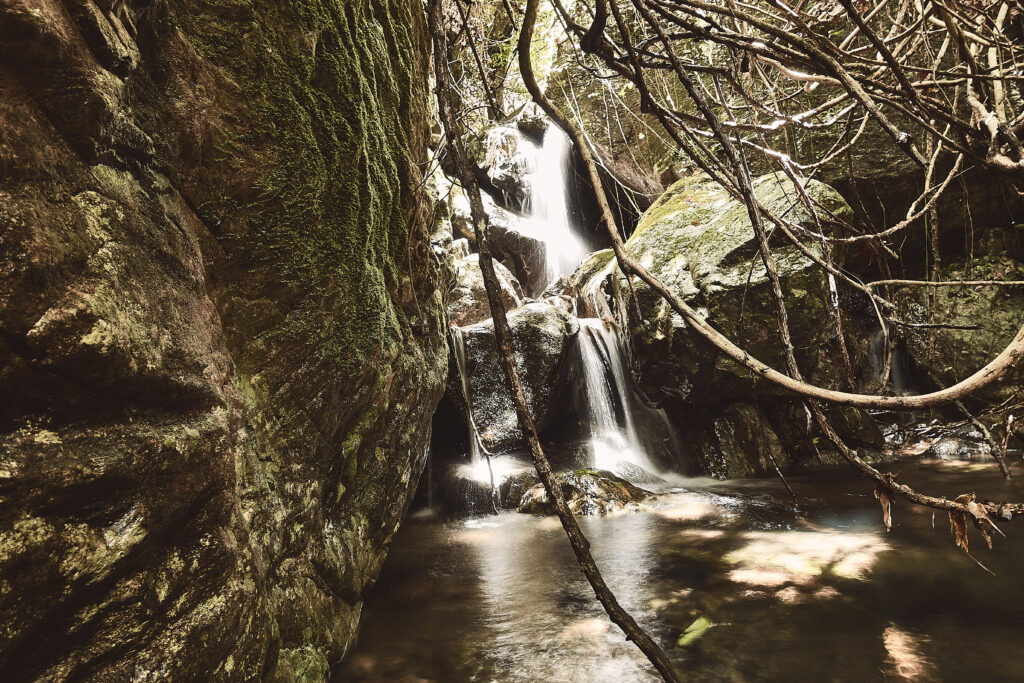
left=956, top=492, right=1005, bottom=550
left=874, top=483, right=893, bottom=532
left=948, top=509, right=969, bottom=552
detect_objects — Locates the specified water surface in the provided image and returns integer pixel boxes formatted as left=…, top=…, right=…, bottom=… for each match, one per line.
left=339, top=460, right=1024, bottom=682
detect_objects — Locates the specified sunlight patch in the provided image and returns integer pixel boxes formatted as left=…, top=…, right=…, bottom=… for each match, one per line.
left=883, top=625, right=936, bottom=680
left=656, top=497, right=722, bottom=521
left=724, top=530, right=887, bottom=586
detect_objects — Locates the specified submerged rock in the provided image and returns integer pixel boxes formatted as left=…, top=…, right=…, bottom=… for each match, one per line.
left=517, top=469, right=653, bottom=515
left=450, top=302, right=579, bottom=452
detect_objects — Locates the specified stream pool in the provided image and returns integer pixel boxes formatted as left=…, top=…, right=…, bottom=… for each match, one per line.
left=337, top=459, right=1024, bottom=682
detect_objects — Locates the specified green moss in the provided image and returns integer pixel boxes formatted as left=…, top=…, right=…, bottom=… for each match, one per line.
left=167, top=0, right=429, bottom=380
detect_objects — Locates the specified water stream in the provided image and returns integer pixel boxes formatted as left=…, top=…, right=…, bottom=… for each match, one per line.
left=520, top=127, right=586, bottom=286
left=339, top=459, right=1024, bottom=682
left=578, top=318, right=651, bottom=473
left=452, top=122, right=664, bottom=481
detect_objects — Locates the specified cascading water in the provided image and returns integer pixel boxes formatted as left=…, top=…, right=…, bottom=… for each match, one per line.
left=577, top=318, right=651, bottom=473
left=521, top=127, right=587, bottom=286
left=451, top=121, right=671, bottom=488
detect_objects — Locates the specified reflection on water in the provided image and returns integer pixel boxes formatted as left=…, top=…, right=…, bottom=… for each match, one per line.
left=338, top=461, right=1024, bottom=682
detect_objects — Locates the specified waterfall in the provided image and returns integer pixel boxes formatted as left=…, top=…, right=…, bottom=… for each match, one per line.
left=450, top=326, right=513, bottom=497
left=577, top=318, right=651, bottom=472
left=521, top=128, right=587, bottom=286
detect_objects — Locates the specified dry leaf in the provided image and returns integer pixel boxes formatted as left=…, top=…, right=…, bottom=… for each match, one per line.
left=955, top=492, right=1005, bottom=550
left=948, top=509, right=969, bottom=552
left=874, top=483, right=893, bottom=532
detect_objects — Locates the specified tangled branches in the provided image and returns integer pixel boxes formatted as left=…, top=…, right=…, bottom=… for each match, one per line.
left=435, top=0, right=1024, bottom=677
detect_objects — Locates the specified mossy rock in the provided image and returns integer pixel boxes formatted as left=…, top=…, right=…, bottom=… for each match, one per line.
left=603, top=171, right=853, bottom=405
left=902, top=253, right=1024, bottom=405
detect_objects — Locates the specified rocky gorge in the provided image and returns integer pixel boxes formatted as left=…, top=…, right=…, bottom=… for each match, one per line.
left=3, top=0, right=1024, bottom=681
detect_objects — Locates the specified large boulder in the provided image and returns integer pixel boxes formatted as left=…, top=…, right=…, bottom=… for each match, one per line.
left=486, top=207, right=549, bottom=297
left=0, top=0, right=446, bottom=679
left=469, top=125, right=531, bottom=212
left=581, top=172, right=883, bottom=476
left=450, top=301, right=579, bottom=452
left=609, top=171, right=856, bottom=403
left=442, top=172, right=550, bottom=297
left=900, top=252, right=1024, bottom=405
left=447, top=253, right=523, bottom=327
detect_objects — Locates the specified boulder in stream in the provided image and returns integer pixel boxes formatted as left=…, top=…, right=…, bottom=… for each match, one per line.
left=517, top=469, right=653, bottom=515
left=447, top=252, right=524, bottom=327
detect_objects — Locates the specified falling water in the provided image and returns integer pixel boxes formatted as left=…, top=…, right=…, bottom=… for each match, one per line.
left=522, top=128, right=587, bottom=285
left=578, top=318, right=650, bottom=472
left=450, top=327, right=507, bottom=500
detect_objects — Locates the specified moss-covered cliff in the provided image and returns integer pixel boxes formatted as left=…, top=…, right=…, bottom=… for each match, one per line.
left=0, top=0, right=446, bottom=679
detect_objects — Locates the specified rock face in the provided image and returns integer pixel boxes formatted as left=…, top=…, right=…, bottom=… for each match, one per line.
left=517, top=469, right=652, bottom=515
left=696, top=404, right=792, bottom=480
left=451, top=301, right=579, bottom=452
left=901, top=252, right=1024, bottom=404
left=614, top=172, right=852, bottom=400
left=800, top=117, right=1022, bottom=250
left=0, top=1, right=446, bottom=679
left=584, top=172, right=882, bottom=476
left=447, top=253, right=523, bottom=327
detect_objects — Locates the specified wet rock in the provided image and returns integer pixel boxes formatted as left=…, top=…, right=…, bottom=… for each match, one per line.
left=487, top=210, right=549, bottom=297
left=695, top=404, right=792, bottom=479
left=441, top=464, right=500, bottom=516
left=609, top=461, right=665, bottom=486
left=450, top=302, right=580, bottom=452
left=517, top=469, right=653, bottom=515
left=517, top=115, right=548, bottom=145
left=448, top=253, right=524, bottom=327
left=922, top=424, right=993, bottom=461
left=436, top=459, right=539, bottom=515
left=443, top=176, right=549, bottom=297
left=926, top=435, right=991, bottom=461
left=470, top=125, right=531, bottom=212
left=499, top=470, right=542, bottom=508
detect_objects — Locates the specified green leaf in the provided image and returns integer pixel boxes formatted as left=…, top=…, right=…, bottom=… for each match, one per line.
left=676, top=616, right=712, bottom=647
